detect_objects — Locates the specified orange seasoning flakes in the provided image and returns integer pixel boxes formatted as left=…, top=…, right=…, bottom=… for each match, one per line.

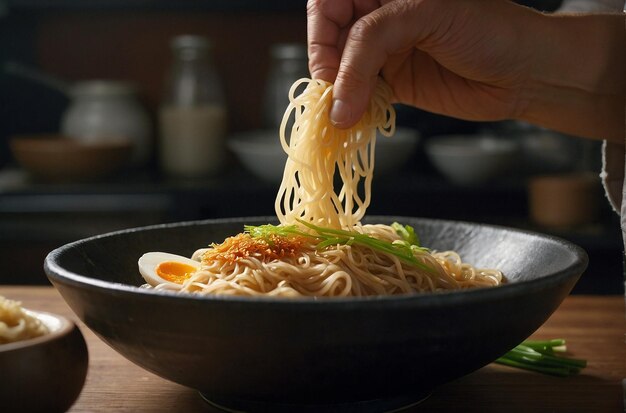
left=202, top=233, right=310, bottom=265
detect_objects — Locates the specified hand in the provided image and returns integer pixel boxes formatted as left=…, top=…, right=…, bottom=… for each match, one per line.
left=308, top=0, right=538, bottom=127
left=307, top=0, right=624, bottom=142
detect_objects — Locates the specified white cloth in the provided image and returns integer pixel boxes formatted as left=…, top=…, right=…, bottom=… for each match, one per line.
left=585, top=0, right=626, bottom=252
left=601, top=141, right=626, bottom=251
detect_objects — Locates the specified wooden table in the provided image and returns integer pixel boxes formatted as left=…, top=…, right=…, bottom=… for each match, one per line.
left=2, top=286, right=624, bottom=413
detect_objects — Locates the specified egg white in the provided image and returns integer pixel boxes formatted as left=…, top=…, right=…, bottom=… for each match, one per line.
left=138, top=252, right=201, bottom=288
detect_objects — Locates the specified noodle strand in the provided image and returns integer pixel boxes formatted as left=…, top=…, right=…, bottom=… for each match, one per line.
left=141, top=78, right=503, bottom=297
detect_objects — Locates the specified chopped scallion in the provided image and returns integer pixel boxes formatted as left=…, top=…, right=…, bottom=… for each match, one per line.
left=244, top=221, right=436, bottom=274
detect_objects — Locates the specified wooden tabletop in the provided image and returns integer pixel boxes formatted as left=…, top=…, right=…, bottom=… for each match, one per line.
left=1, top=286, right=624, bottom=413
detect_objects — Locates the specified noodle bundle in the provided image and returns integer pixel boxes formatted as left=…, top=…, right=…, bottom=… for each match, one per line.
left=139, top=78, right=504, bottom=297
left=276, top=78, right=395, bottom=229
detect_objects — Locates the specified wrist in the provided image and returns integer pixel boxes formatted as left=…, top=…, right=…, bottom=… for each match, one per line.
left=517, top=12, right=625, bottom=142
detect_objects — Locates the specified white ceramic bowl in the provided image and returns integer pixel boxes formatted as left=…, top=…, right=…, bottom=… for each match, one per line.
left=228, top=128, right=420, bottom=183
left=425, top=135, right=519, bottom=186
left=228, top=130, right=286, bottom=183
left=374, top=127, right=420, bottom=176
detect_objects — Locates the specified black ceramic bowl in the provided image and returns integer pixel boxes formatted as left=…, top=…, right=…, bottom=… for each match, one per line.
left=44, top=217, right=587, bottom=412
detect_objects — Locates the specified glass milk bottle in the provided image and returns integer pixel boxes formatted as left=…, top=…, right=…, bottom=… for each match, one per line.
left=263, top=43, right=308, bottom=129
left=159, top=35, right=227, bottom=177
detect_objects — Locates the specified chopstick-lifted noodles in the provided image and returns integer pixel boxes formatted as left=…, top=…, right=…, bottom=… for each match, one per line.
left=139, top=78, right=504, bottom=297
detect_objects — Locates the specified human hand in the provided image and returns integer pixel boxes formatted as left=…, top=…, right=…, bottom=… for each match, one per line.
left=307, top=0, right=539, bottom=128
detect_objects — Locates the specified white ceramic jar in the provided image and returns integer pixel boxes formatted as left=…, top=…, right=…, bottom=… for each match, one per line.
left=61, top=81, right=152, bottom=165
left=263, top=43, right=308, bottom=129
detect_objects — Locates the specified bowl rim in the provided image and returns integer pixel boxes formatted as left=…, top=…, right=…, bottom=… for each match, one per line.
left=44, top=216, right=588, bottom=309
left=0, top=310, right=76, bottom=353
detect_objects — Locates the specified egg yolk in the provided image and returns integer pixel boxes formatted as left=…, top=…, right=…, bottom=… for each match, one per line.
left=156, top=261, right=197, bottom=284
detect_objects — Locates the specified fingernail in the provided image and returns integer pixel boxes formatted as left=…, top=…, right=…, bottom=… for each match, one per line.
left=330, top=99, right=351, bottom=127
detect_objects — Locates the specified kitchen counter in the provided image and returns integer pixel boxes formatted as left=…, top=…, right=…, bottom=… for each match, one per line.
left=1, top=286, right=624, bottom=412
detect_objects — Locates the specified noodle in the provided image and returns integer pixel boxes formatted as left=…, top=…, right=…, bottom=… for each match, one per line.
left=140, top=78, right=504, bottom=297
left=0, top=296, right=49, bottom=344
left=276, top=78, right=395, bottom=229
left=164, top=224, right=503, bottom=297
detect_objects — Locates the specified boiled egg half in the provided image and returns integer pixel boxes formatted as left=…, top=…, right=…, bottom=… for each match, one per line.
left=138, top=252, right=201, bottom=289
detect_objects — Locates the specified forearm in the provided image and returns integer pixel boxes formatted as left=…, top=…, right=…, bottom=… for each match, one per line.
left=518, top=12, right=625, bottom=144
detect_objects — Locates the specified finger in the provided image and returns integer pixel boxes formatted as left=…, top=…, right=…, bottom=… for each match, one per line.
left=330, top=0, right=441, bottom=128
left=307, top=0, right=382, bottom=82
left=307, top=0, right=354, bottom=82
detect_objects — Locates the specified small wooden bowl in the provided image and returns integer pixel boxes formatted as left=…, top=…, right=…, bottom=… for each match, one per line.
left=0, top=310, right=89, bottom=412
left=10, top=135, right=132, bottom=182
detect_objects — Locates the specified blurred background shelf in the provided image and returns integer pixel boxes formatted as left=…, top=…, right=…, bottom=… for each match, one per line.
left=0, top=166, right=622, bottom=295
left=3, top=0, right=308, bottom=12
left=0, top=1, right=563, bottom=12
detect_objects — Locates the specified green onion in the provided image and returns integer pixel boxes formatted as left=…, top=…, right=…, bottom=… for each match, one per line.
left=244, top=221, right=437, bottom=274
left=495, top=339, right=586, bottom=376
left=391, top=222, right=420, bottom=246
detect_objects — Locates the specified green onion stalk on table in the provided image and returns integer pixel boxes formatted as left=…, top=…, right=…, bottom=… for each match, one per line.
left=495, top=339, right=587, bottom=377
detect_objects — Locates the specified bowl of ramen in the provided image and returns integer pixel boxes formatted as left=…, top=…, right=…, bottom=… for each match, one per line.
left=0, top=296, right=88, bottom=412
left=45, top=78, right=586, bottom=412
left=44, top=216, right=586, bottom=412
